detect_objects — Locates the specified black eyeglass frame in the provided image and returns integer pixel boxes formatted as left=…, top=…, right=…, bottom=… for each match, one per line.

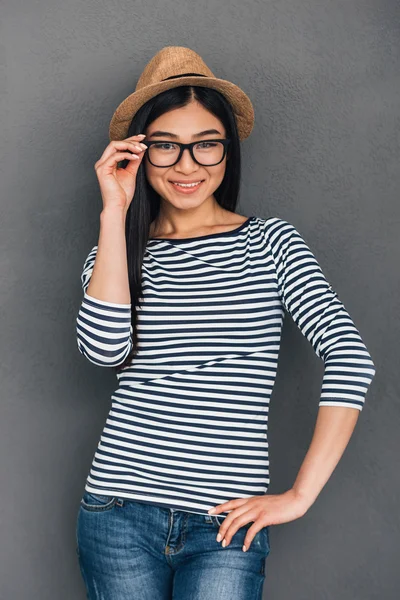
left=141, top=138, right=231, bottom=168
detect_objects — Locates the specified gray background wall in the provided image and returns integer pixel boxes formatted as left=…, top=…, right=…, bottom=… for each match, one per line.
left=1, top=0, right=398, bottom=598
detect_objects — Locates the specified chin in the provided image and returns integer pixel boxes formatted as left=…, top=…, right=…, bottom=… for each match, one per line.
left=168, top=197, right=206, bottom=210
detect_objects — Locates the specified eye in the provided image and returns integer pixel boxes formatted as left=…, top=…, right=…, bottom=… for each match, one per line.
left=153, top=143, right=177, bottom=151
left=196, top=142, right=217, bottom=149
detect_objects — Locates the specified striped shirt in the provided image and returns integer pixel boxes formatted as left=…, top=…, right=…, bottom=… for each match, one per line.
left=76, top=215, right=375, bottom=516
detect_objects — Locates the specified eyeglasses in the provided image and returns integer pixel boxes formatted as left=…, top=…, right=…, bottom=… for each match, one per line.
left=141, top=138, right=231, bottom=168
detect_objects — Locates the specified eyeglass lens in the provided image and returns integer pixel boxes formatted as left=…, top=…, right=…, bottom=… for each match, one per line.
left=148, top=141, right=225, bottom=167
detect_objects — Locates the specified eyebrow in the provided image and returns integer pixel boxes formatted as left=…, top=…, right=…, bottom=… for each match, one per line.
left=147, top=128, right=222, bottom=139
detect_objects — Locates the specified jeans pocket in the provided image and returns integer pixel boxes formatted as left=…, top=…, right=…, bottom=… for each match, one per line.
left=260, top=525, right=271, bottom=554
left=211, top=514, right=225, bottom=527
left=80, top=490, right=117, bottom=512
left=203, top=513, right=225, bottom=528
left=211, top=515, right=225, bottom=529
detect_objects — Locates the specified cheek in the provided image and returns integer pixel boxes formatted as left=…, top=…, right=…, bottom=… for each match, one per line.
left=144, top=163, right=163, bottom=190
left=211, top=163, right=227, bottom=185
left=201, top=161, right=226, bottom=185
left=144, top=159, right=153, bottom=178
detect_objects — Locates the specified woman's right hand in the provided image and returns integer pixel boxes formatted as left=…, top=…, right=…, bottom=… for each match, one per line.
left=94, top=134, right=148, bottom=214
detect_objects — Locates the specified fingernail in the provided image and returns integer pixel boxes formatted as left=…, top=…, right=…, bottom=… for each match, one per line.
left=221, top=539, right=227, bottom=547
left=208, top=508, right=216, bottom=514
left=242, top=545, right=247, bottom=552
left=216, top=533, right=222, bottom=542
left=137, top=134, right=146, bottom=138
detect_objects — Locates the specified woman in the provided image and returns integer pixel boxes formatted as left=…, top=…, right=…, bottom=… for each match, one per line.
left=75, top=46, right=376, bottom=599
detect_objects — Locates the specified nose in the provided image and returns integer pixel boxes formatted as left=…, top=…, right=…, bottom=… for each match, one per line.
left=176, top=147, right=200, bottom=171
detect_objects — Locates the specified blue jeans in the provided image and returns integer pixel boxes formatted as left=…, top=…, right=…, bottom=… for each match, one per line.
left=75, top=490, right=271, bottom=599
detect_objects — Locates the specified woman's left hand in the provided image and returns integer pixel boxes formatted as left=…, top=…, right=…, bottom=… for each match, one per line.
left=208, top=488, right=309, bottom=551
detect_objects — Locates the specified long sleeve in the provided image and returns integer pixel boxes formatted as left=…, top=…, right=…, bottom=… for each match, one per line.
left=75, top=245, right=133, bottom=367
left=265, top=217, right=376, bottom=411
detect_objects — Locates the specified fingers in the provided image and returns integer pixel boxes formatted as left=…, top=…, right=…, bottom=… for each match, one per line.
left=94, top=150, right=143, bottom=172
left=216, top=506, right=266, bottom=550
left=208, top=497, right=247, bottom=515
left=216, top=511, right=252, bottom=546
left=94, top=136, right=148, bottom=170
left=242, top=522, right=266, bottom=552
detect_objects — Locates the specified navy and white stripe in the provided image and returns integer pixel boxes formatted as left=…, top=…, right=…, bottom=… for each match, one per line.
left=76, top=216, right=375, bottom=516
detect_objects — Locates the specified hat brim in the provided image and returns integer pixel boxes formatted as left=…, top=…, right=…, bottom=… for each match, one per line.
left=108, top=76, right=254, bottom=142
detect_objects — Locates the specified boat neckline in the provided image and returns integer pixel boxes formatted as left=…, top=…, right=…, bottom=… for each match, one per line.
left=148, top=215, right=255, bottom=243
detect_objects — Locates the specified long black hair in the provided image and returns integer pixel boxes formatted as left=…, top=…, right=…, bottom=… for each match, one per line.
left=114, top=84, right=242, bottom=372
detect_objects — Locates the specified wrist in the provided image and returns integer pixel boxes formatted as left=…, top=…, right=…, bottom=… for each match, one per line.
left=289, top=487, right=313, bottom=514
left=100, top=206, right=127, bottom=221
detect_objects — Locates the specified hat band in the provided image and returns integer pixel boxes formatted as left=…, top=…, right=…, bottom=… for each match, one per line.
left=161, top=73, right=208, bottom=81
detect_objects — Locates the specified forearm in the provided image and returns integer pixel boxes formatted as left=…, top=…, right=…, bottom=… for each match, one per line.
left=76, top=206, right=133, bottom=367
left=86, top=206, right=130, bottom=304
left=291, top=405, right=360, bottom=512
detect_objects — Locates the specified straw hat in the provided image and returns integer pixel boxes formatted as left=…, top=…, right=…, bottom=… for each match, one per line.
left=109, top=46, right=255, bottom=142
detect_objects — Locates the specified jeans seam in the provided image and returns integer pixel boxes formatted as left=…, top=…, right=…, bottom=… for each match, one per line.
left=80, top=496, right=117, bottom=512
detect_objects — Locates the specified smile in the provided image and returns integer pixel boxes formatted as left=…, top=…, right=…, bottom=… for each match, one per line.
left=169, top=180, right=205, bottom=193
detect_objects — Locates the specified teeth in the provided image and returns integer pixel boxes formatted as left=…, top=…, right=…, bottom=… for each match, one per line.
left=172, top=181, right=202, bottom=188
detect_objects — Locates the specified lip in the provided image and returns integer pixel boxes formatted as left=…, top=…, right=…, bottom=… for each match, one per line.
left=169, top=180, right=205, bottom=194
left=169, top=179, right=205, bottom=184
